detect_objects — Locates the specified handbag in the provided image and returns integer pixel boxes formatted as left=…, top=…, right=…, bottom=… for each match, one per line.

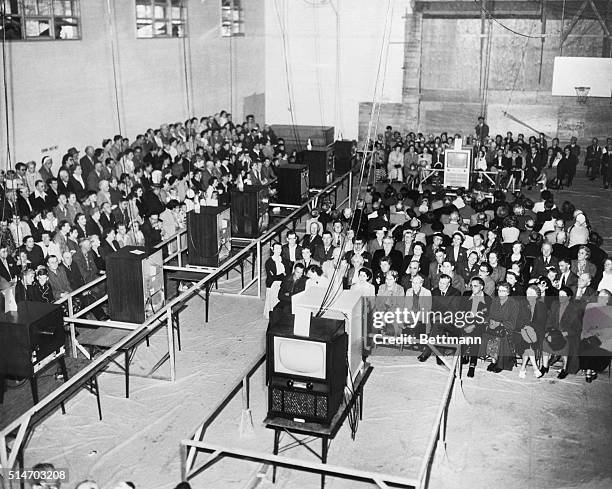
left=545, top=328, right=567, bottom=351
left=520, top=325, right=538, bottom=344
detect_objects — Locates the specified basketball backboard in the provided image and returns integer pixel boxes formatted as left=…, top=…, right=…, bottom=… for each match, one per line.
left=552, top=56, right=612, bottom=98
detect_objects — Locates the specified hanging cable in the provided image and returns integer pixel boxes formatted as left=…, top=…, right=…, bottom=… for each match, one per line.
left=312, top=3, right=326, bottom=136
left=331, top=0, right=344, bottom=138
left=475, top=0, right=544, bottom=39
left=273, top=0, right=301, bottom=150
left=480, top=19, right=493, bottom=119
left=180, top=0, right=193, bottom=119
left=1, top=1, right=13, bottom=220
left=505, top=20, right=537, bottom=112
left=229, top=26, right=234, bottom=116
left=106, top=0, right=123, bottom=135
left=316, top=0, right=394, bottom=316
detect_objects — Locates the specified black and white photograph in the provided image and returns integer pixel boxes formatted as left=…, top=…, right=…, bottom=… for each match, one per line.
left=0, top=0, right=611, bottom=488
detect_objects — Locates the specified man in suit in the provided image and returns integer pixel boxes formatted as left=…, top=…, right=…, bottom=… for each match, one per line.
left=280, top=231, right=302, bottom=270
left=27, top=180, right=47, bottom=214
left=295, top=246, right=320, bottom=270
left=99, top=228, right=120, bottom=261
left=0, top=245, right=18, bottom=282
left=418, top=274, right=462, bottom=362
left=371, top=236, right=403, bottom=275
left=275, top=263, right=307, bottom=313
left=368, top=228, right=386, bottom=255
left=401, top=259, right=430, bottom=291
left=585, top=137, right=603, bottom=179
left=531, top=242, right=559, bottom=278
left=440, top=259, right=466, bottom=293
left=87, top=161, right=107, bottom=192
left=141, top=213, right=163, bottom=253
left=312, top=231, right=335, bottom=264
left=558, top=258, right=578, bottom=290
left=79, top=146, right=96, bottom=181
left=474, top=116, right=489, bottom=143
left=428, top=248, right=446, bottom=290
left=61, top=250, right=86, bottom=291
left=248, top=160, right=267, bottom=186
left=112, top=198, right=132, bottom=227
left=73, top=237, right=101, bottom=285
left=343, top=237, right=372, bottom=269
left=46, top=254, right=72, bottom=299
left=69, top=165, right=87, bottom=201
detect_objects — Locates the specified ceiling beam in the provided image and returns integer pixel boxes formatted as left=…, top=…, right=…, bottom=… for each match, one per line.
left=414, top=0, right=609, bottom=19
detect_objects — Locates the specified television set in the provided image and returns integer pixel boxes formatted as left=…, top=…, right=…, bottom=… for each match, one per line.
left=445, top=150, right=470, bottom=169
left=273, top=336, right=327, bottom=379
left=267, top=312, right=348, bottom=424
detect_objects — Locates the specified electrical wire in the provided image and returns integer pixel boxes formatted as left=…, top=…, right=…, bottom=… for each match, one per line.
left=311, top=3, right=327, bottom=138
left=332, top=0, right=344, bottom=138
left=106, top=0, right=123, bottom=135
left=180, top=0, right=193, bottom=119
left=315, top=0, right=394, bottom=316
left=1, top=1, right=13, bottom=221
left=505, top=20, right=537, bottom=112
left=475, top=0, right=544, bottom=39
left=273, top=0, right=301, bottom=151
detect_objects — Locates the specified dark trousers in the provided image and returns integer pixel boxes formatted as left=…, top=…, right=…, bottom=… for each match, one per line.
left=422, top=322, right=460, bottom=356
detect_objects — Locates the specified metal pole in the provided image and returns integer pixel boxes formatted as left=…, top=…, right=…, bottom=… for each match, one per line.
left=256, top=241, right=262, bottom=299
left=177, top=234, right=182, bottom=267
left=68, top=297, right=77, bottom=358
left=167, top=308, right=176, bottom=381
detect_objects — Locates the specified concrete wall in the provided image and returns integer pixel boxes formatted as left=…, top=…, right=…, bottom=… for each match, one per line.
left=0, top=0, right=265, bottom=170
left=359, top=16, right=612, bottom=146
left=264, top=0, right=408, bottom=141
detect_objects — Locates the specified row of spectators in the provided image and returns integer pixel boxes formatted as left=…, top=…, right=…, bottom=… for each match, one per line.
left=0, top=110, right=289, bottom=311
left=374, top=120, right=612, bottom=191
left=266, top=180, right=610, bottom=383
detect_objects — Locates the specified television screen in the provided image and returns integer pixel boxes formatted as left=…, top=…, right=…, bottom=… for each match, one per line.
left=273, top=336, right=326, bottom=379
left=446, top=151, right=469, bottom=169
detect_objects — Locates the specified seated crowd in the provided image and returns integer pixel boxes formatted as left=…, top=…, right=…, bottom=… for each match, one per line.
left=265, top=131, right=611, bottom=383
left=374, top=120, right=612, bottom=192
left=0, top=110, right=290, bottom=311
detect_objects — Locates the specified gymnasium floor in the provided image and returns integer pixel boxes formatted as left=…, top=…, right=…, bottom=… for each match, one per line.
left=10, top=172, right=612, bottom=489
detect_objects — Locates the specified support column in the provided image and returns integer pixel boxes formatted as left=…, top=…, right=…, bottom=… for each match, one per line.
left=602, top=0, right=612, bottom=57
left=402, top=6, right=423, bottom=127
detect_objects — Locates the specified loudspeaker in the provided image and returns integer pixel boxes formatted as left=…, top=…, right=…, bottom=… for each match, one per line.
left=267, top=313, right=347, bottom=424
left=230, top=185, right=270, bottom=238
left=0, top=302, right=65, bottom=378
left=106, top=246, right=165, bottom=323
left=187, top=207, right=231, bottom=267
left=298, top=148, right=334, bottom=188
left=276, top=164, right=309, bottom=205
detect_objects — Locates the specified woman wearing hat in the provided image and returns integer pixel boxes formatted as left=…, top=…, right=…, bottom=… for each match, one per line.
left=541, top=286, right=582, bottom=379
left=516, top=285, right=547, bottom=378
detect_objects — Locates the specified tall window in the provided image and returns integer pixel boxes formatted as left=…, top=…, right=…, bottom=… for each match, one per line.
left=0, top=0, right=80, bottom=40
left=136, top=0, right=186, bottom=38
left=221, top=0, right=243, bottom=37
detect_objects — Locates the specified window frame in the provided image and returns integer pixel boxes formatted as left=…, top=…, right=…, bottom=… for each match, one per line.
left=135, top=0, right=187, bottom=39
left=0, top=0, right=81, bottom=41
left=221, top=0, right=244, bottom=38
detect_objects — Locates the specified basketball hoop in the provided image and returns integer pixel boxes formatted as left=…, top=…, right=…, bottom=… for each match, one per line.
left=575, top=86, right=590, bottom=104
